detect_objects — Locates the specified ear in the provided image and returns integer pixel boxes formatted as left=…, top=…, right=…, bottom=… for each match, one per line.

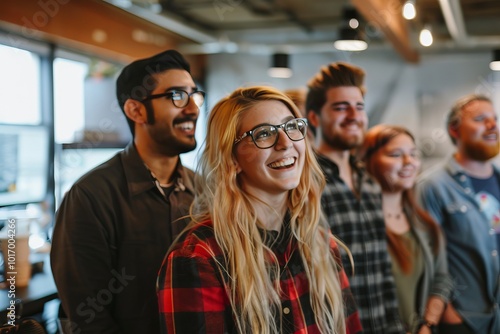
left=124, top=99, right=147, bottom=125
left=448, top=123, right=460, bottom=142
left=307, top=110, right=320, bottom=128
left=233, top=159, right=242, bottom=174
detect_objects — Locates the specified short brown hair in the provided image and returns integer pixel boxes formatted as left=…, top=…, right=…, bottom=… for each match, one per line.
left=306, top=62, right=365, bottom=115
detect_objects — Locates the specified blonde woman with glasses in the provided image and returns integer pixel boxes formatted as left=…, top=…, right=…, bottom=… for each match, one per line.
left=157, top=86, right=362, bottom=334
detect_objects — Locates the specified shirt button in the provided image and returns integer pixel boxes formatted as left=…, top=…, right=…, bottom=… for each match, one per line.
left=283, top=307, right=290, bottom=314
left=460, top=205, right=467, bottom=213
left=464, top=188, right=472, bottom=194
left=493, top=250, right=498, bottom=257
left=491, top=229, right=496, bottom=235
left=459, top=175, right=467, bottom=182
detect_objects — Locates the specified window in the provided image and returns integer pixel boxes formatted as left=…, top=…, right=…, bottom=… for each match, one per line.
left=53, top=57, right=87, bottom=143
left=0, top=44, right=41, bottom=125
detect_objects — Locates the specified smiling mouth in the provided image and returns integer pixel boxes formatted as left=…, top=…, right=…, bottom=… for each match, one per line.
left=268, top=157, right=296, bottom=169
left=484, top=132, right=498, bottom=140
left=174, top=121, right=195, bottom=131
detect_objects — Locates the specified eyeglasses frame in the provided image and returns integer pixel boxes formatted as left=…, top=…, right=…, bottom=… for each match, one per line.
left=234, top=117, right=308, bottom=149
left=140, top=89, right=206, bottom=108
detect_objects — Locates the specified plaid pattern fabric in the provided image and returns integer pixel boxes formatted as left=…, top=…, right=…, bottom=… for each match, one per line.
left=158, top=220, right=363, bottom=334
left=316, top=154, right=404, bottom=334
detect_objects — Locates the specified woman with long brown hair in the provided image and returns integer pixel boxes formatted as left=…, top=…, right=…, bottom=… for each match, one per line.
left=362, top=124, right=453, bottom=333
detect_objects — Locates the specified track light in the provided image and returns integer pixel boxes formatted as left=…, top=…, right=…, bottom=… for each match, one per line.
left=419, top=26, right=433, bottom=47
left=268, top=53, right=292, bottom=78
left=403, top=0, right=416, bottom=20
left=490, top=49, right=500, bottom=71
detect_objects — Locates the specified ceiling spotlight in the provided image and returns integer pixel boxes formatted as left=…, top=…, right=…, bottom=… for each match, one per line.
left=490, top=49, right=500, bottom=71
left=419, top=26, right=433, bottom=47
left=334, top=26, right=368, bottom=51
left=403, top=0, right=416, bottom=20
left=268, top=53, right=293, bottom=78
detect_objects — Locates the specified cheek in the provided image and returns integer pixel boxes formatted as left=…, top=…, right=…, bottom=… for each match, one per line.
left=235, top=144, right=264, bottom=167
left=378, top=160, right=398, bottom=177
left=414, top=160, right=422, bottom=171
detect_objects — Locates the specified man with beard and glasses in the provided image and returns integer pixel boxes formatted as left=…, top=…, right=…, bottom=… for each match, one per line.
left=306, top=62, right=404, bottom=334
left=417, top=94, right=500, bottom=334
left=51, top=50, right=204, bottom=334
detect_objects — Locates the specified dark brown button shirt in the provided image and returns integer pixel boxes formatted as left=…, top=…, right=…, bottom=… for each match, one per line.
left=51, top=143, right=194, bottom=334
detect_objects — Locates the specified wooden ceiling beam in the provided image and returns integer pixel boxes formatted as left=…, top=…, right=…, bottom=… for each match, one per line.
left=0, top=0, right=205, bottom=78
left=352, top=0, right=420, bottom=63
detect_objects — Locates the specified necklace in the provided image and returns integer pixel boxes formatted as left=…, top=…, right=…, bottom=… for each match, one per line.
left=385, top=211, right=403, bottom=219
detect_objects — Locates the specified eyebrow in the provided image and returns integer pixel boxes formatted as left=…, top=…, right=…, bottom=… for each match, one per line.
left=331, top=101, right=364, bottom=107
left=245, top=115, right=296, bottom=131
left=162, top=86, right=198, bottom=93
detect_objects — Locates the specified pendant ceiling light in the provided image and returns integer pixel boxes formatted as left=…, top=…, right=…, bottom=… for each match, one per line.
left=268, top=53, right=293, bottom=78
left=333, top=7, right=367, bottom=52
left=489, top=49, right=500, bottom=71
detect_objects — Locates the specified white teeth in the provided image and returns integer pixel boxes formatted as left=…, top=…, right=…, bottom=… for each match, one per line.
left=175, top=121, right=194, bottom=130
left=269, top=157, right=295, bottom=168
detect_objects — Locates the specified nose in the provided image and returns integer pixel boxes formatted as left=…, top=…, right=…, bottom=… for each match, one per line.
left=402, top=154, right=418, bottom=166
left=184, top=96, right=200, bottom=116
left=274, top=128, right=293, bottom=150
left=346, top=106, right=358, bottom=118
left=486, top=117, right=497, bottom=130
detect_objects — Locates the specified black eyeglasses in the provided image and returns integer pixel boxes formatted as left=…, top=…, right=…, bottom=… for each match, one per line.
left=234, top=118, right=308, bottom=149
left=141, top=90, right=205, bottom=108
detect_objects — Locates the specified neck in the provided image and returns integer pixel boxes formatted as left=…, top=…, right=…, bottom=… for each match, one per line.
left=382, top=191, right=403, bottom=214
left=251, top=196, right=287, bottom=232
left=134, top=138, right=179, bottom=184
left=454, top=152, right=493, bottom=178
left=382, top=191, right=410, bottom=234
left=317, top=145, right=354, bottom=189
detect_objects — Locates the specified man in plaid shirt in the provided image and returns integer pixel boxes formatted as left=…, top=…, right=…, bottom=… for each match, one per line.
left=306, top=62, right=405, bottom=334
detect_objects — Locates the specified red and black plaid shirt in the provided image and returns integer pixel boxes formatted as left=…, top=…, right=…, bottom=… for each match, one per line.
left=157, top=220, right=363, bottom=333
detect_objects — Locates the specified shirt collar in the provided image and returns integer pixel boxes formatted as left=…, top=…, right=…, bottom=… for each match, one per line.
left=121, top=142, right=194, bottom=197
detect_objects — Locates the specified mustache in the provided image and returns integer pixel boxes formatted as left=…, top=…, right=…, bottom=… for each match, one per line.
left=173, top=116, right=197, bottom=125
left=341, top=119, right=363, bottom=127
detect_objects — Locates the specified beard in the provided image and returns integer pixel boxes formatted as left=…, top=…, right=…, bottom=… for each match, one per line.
left=322, top=131, right=364, bottom=150
left=148, top=125, right=197, bottom=156
left=462, top=139, right=499, bottom=161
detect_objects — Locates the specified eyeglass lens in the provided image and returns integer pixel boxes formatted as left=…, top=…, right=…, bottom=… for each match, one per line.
left=171, top=91, right=205, bottom=108
left=253, top=118, right=307, bottom=148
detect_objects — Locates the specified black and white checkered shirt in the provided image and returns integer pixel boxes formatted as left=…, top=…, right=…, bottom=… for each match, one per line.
left=317, top=154, right=405, bottom=334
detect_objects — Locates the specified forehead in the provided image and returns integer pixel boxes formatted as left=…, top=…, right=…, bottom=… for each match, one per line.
left=151, top=69, right=195, bottom=91
left=383, top=133, right=416, bottom=149
left=461, top=100, right=495, bottom=118
left=239, top=100, right=294, bottom=128
left=325, top=86, right=364, bottom=102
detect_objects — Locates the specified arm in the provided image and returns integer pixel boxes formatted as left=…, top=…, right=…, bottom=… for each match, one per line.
left=416, top=180, right=464, bottom=326
left=157, top=243, right=230, bottom=334
left=50, top=186, right=120, bottom=334
left=420, top=230, right=453, bottom=332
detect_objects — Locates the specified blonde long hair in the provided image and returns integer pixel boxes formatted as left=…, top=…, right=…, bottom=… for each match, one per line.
left=191, top=86, right=346, bottom=333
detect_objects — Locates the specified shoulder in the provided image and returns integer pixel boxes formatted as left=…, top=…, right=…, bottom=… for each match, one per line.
left=418, top=159, right=451, bottom=184
left=170, top=221, right=222, bottom=259
left=64, top=152, right=125, bottom=199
